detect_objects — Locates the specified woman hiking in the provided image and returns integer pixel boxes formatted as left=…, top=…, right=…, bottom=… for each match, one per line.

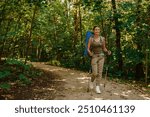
left=87, top=26, right=111, bottom=94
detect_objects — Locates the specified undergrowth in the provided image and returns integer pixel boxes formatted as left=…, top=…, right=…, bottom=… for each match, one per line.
left=0, top=58, right=43, bottom=90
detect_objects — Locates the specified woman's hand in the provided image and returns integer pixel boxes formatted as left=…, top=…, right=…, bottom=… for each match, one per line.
left=89, top=52, right=93, bottom=57
left=107, top=50, right=111, bottom=55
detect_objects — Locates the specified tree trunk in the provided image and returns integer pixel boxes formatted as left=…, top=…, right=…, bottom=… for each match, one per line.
left=145, top=48, right=148, bottom=85
left=65, top=0, right=70, bottom=33
left=0, top=0, right=8, bottom=62
left=0, top=19, right=11, bottom=62
left=134, top=0, right=144, bottom=81
left=111, top=0, right=123, bottom=71
left=24, top=5, right=37, bottom=64
left=78, top=1, right=82, bottom=46
left=73, top=7, right=78, bottom=48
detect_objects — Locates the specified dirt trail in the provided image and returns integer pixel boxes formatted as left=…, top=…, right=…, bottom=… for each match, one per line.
left=32, top=62, right=150, bottom=100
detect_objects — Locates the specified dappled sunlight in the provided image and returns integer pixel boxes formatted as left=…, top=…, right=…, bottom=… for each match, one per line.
left=139, top=94, right=150, bottom=100
left=49, top=68, right=68, bottom=72
left=79, top=73, right=87, bottom=76
left=77, top=76, right=90, bottom=80
left=121, top=91, right=129, bottom=96
left=80, top=81, right=87, bottom=84
left=33, top=88, right=55, bottom=92
left=76, top=76, right=90, bottom=84
left=30, top=63, right=150, bottom=100
left=94, top=97, right=104, bottom=100
left=120, top=93, right=128, bottom=97
left=33, top=65, right=64, bottom=72
left=113, top=90, right=133, bottom=98
left=70, top=72, right=75, bottom=75
left=42, top=88, right=55, bottom=91
left=33, top=64, right=70, bottom=72
left=113, top=93, right=119, bottom=96
left=52, top=79, right=66, bottom=82
left=126, top=90, right=132, bottom=94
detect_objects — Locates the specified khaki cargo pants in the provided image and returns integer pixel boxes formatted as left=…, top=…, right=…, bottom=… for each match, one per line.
left=91, top=54, right=105, bottom=85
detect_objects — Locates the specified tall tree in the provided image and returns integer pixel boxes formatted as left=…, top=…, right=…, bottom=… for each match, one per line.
left=111, top=0, right=123, bottom=71
left=134, top=0, right=144, bottom=80
left=78, top=0, right=83, bottom=46
left=24, top=3, right=38, bottom=64
left=73, top=0, right=79, bottom=48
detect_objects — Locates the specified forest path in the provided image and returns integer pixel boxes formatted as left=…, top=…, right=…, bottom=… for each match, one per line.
left=32, top=62, right=150, bottom=100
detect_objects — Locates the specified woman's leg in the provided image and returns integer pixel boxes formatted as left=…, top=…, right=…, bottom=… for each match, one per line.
left=91, top=57, right=98, bottom=82
left=94, top=57, right=104, bottom=94
left=96, top=57, right=105, bottom=85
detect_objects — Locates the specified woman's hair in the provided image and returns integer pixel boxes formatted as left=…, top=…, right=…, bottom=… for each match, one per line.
left=93, top=26, right=99, bottom=31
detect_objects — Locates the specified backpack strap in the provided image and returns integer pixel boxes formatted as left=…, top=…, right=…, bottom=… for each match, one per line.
left=100, top=36, right=104, bottom=44
left=90, top=35, right=94, bottom=42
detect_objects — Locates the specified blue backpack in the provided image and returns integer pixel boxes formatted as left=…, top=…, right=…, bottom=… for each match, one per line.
left=83, top=31, right=93, bottom=56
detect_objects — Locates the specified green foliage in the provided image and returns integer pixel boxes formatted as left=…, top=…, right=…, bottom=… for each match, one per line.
left=0, top=0, right=150, bottom=83
left=0, top=83, right=11, bottom=90
left=48, top=60, right=61, bottom=66
left=19, top=73, right=31, bottom=84
left=5, top=58, right=31, bottom=71
left=0, top=71, right=11, bottom=79
left=0, top=59, right=43, bottom=90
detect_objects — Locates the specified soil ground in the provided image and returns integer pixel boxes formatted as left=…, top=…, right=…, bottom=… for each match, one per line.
left=1, top=62, right=150, bottom=100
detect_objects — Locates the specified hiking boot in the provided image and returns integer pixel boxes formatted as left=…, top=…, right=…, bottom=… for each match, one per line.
left=96, top=86, right=101, bottom=94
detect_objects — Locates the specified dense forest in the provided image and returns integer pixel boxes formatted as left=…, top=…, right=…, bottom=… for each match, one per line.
left=0, top=0, right=150, bottom=91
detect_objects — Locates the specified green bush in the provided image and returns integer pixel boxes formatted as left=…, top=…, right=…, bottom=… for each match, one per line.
left=0, top=70, right=11, bottom=79
left=0, top=83, right=11, bottom=90
left=0, top=58, right=43, bottom=90
left=19, top=74, right=31, bottom=84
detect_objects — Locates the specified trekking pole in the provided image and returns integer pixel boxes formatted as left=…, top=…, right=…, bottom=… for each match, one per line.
left=87, top=76, right=90, bottom=92
left=87, top=67, right=92, bottom=92
left=104, top=64, right=108, bottom=88
left=104, top=55, right=109, bottom=89
left=87, top=67, right=93, bottom=96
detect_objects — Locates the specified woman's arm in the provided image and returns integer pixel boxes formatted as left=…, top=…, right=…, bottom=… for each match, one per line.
left=87, top=38, right=93, bottom=56
left=102, top=38, right=111, bottom=55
